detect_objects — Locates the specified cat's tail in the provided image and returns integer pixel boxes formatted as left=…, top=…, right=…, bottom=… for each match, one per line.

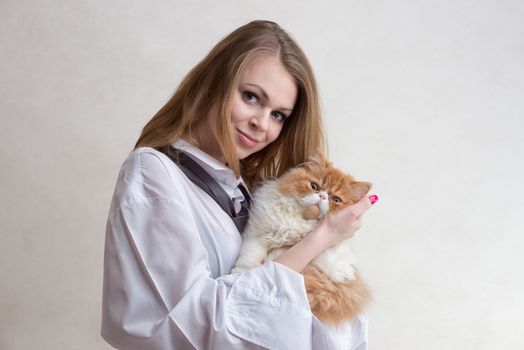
left=304, top=264, right=371, bottom=325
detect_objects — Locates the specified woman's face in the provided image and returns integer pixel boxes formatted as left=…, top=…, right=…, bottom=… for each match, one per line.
left=199, top=55, right=297, bottom=162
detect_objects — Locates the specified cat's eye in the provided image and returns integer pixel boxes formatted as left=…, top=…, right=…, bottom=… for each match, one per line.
left=310, top=182, right=320, bottom=191
left=332, top=196, right=343, bottom=204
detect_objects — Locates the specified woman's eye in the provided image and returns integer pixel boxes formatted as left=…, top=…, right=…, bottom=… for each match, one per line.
left=271, top=111, right=287, bottom=122
left=332, top=196, right=342, bottom=204
left=243, top=92, right=258, bottom=104
left=310, top=182, right=320, bottom=191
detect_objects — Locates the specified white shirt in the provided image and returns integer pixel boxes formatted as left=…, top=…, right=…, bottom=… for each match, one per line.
left=101, top=139, right=368, bottom=349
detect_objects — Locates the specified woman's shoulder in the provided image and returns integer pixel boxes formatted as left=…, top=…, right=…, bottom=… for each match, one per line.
left=114, top=147, right=187, bottom=203
left=124, top=146, right=186, bottom=177
left=118, top=147, right=165, bottom=182
left=124, top=146, right=166, bottom=169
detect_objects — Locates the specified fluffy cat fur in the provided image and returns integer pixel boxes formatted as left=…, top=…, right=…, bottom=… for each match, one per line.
left=232, top=155, right=372, bottom=349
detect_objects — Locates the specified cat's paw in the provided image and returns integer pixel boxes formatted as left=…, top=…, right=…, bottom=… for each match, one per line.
left=330, top=264, right=356, bottom=283
left=302, top=205, right=321, bottom=220
left=267, top=247, right=287, bottom=260
left=230, top=266, right=245, bottom=274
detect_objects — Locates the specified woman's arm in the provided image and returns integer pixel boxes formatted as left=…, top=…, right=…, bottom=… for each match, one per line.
left=101, top=149, right=325, bottom=350
left=273, top=195, right=374, bottom=272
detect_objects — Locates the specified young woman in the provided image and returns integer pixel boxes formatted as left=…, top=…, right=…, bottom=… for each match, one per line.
left=101, top=20, right=377, bottom=349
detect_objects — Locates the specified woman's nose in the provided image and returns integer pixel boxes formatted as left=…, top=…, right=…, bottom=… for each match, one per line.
left=249, top=110, right=270, bottom=131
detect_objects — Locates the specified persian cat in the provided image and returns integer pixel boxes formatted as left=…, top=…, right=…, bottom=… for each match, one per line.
left=232, top=155, right=372, bottom=349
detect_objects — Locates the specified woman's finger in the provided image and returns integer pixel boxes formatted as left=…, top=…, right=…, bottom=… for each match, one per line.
left=340, top=194, right=378, bottom=220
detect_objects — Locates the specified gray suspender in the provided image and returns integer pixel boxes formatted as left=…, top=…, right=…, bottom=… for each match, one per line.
left=155, top=145, right=252, bottom=233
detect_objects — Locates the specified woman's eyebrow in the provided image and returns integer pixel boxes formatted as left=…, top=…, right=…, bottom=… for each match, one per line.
left=246, top=83, right=268, bottom=99
left=245, top=83, right=293, bottom=112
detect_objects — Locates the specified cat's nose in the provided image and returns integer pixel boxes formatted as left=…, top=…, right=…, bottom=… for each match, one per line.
left=319, top=192, right=328, bottom=200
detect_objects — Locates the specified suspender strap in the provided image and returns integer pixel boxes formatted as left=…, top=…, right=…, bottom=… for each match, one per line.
left=155, top=145, right=251, bottom=233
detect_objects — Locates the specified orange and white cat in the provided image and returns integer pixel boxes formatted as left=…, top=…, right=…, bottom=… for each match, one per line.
left=232, top=155, right=372, bottom=349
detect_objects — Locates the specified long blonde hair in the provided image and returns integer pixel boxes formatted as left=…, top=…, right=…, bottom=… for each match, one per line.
left=135, top=20, right=325, bottom=188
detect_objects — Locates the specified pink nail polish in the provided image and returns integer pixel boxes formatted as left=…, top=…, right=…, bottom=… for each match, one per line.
left=369, top=195, right=379, bottom=205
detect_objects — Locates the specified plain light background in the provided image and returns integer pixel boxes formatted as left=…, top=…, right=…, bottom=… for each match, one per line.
left=1, top=0, right=523, bottom=349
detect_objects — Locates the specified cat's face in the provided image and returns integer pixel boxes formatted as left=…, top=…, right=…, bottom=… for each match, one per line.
left=277, top=155, right=371, bottom=220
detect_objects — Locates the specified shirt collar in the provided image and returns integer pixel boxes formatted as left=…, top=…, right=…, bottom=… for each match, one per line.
left=172, top=139, right=247, bottom=208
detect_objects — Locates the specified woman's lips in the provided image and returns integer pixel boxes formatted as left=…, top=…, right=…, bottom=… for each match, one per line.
left=237, top=129, right=260, bottom=148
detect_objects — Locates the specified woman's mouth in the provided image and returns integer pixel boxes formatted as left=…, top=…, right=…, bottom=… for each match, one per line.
left=237, top=129, right=260, bottom=148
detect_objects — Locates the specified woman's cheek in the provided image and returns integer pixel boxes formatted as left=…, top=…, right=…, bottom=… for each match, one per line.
left=269, top=122, right=284, bottom=142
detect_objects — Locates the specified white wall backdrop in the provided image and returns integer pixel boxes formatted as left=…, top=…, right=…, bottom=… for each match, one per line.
left=1, top=1, right=523, bottom=349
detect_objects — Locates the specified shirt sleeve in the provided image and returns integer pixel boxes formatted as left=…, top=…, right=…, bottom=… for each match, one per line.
left=101, top=149, right=321, bottom=350
left=350, top=313, right=368, bottom=350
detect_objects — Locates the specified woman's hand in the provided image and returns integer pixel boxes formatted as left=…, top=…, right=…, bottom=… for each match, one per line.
left=314, top=194, right=378, bottom=249
left=273, top=195, right=378, bottom=273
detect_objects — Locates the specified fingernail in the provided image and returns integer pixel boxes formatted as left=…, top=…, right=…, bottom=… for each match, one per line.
left=368, top=195, right=379, bottom=205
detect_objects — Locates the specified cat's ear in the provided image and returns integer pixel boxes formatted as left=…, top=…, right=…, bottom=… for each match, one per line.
left=350, top=181, right=372, bottom=201
left=305, top=151, right=328, bottom=168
